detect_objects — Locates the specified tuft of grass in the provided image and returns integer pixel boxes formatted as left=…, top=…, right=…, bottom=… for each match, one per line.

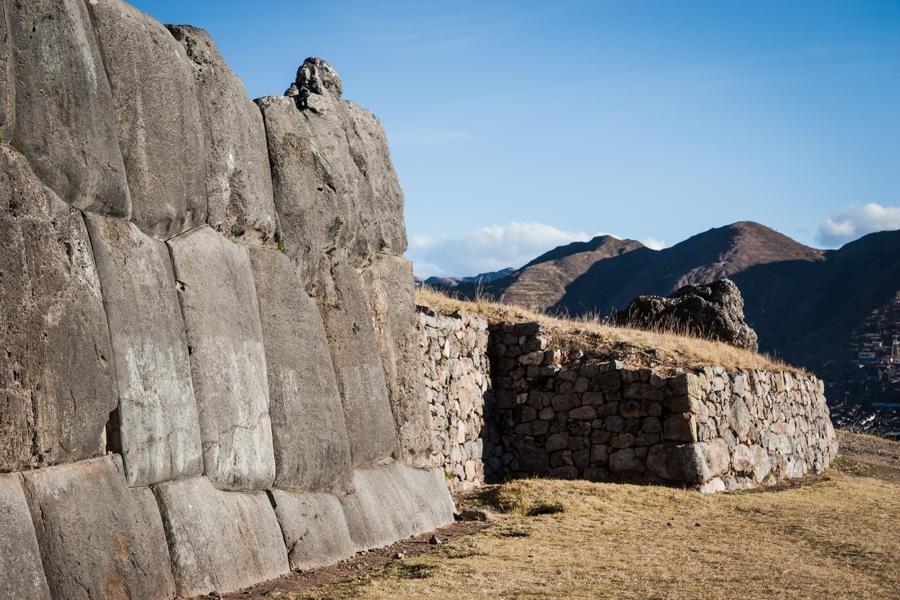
left=416, top=287, right=799, bottom=373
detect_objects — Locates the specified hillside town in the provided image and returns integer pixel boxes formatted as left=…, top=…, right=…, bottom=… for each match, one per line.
left=830, top=291, right=900, bottom=438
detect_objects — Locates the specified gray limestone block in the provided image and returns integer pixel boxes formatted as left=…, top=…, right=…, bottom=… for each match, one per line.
left=1, top=0, right=130, bottom=217
left=166, top=25, right=278, bottom=244
left=385, top=462, right=456, bottom=536
left=257, top=82, right=405, bottom=278
left=269, top=490, right=355, bottom=570
left=153, top=476, right=289, bottom=597
left=363, top=255, right=432, bottom=466
left=85, top=214, right=203, bottom=486
left=0, top=147, right=118, bottom=472
left=340, top=462, right=455, bottom=552
left=21, top=455, right=176, bottom=600
left=318, top=261, right=399, bottom=467
left=249, top=248, right=352, bottom=493
left=342, top=102, right=408, bottom=256
left=256, top=95, right=358, bottom=282
left=168, top=226, right=275, bottom=490
left=87, top=0, right=207, bottom=239
left=0, top=474, right=51, bottom=600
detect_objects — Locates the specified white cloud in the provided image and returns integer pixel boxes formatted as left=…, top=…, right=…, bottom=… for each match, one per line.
left=407, top=222, right=591, bottom=278
left=642, top=237, right=667, bottom=250
left=816, top=203, right=900, bottom=247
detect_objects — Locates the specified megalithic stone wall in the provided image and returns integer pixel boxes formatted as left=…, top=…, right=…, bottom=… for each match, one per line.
left=0, top=1, right=453, bottom=596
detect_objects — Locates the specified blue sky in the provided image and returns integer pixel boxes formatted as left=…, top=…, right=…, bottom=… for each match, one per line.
left=132, top=0, right=900, bottom=277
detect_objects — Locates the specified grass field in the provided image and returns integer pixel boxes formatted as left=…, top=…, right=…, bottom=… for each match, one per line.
left=280, top=435, right=900, bottom=600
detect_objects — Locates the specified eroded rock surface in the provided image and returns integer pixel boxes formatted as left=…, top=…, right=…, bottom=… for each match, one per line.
left=0, top=0, right=131, bottom=217
left=269, top=490, right=355, bottom=571
left=167, top=25, right=278, bottom=244
left=365, top=255, right=432, bottom=466
left=168, top=226, right=275, bottom=491
left=86, top=214, right=203, bottom=486
left=319, top=262, right=398, bottom=467
left=0, top=474, right=50, bottom=600
left=257, top=57, right=406, bottom=284
left=87, top=0, right=207, bottom=239
left=249, top=248, right=352, bottom=492
left=21, top=456, right=176, bottom=600
left=614, top=279, right=759, bottom=351
left=340, top=462, right=455, bottom=552
left=0, top=147, right=117, bottom=472
left=153, top=476, right=289, bottom=597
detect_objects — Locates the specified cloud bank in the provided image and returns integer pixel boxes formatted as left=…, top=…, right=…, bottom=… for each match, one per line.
left=408, top=222, right=591, bottom=277
left=816, top=203, right=900, bottom=247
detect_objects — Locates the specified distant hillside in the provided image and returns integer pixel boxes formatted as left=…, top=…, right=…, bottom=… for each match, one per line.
left=421, top=267, right=515, bottom=290
left=427, top=222, right=900, bottom=436
left=553, top=221, right=824, bottom=315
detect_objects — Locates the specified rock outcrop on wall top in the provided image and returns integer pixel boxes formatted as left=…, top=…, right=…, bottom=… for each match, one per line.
left=0, top=2, right=453, bottom=597
left=614, top=279, right=759, bottom=351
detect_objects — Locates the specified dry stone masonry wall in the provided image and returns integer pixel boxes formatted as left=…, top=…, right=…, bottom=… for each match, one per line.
left=420, top=312, right=838, bottom=493
left=0, top=2, right=454, bottom=598
left=419, top=307, right=492, bottom=491
left=487, top=323, right=838, bottom=491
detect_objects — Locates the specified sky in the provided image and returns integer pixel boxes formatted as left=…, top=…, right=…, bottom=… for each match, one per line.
left=132, top=0, right=900, bottom=277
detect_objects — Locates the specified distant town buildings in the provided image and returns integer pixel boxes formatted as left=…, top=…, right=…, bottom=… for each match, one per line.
left=830, top=291, right=900, bottom=438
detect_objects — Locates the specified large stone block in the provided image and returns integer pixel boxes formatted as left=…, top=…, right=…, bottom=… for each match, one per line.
left=21, top=456, right=176, bottom=600
left=341, top=462, right=455, bottom=552
left=364, top=255, right=431, bottom=466
left=386, top=462, right=457, bottom=536
left=167, top=26, right=277, bottom=244
left=249, top=248, right=352, bottom=492
left=85, top=214, right=203, bottom=486
left=646, top=443, right=708, bottom=484
left=342, top=101, right=407, bottom=256
left=87, top=0, right=206, bottom=239
left=269, top=490, right=355, bottom=571
left=0, top=474, right=51, bottom=600
left=153, top=477, right=289, bottom=597
left=257, top=61, right=405, bottom=280
left=319, top=261, right=398, bottom=466
left=1, top=0, right=130, bottom=216
left=256, top=94, right=357, bottom=282
left=0, top=147, right=118, bottom=472
left=168, top=226, right=275, bottom=490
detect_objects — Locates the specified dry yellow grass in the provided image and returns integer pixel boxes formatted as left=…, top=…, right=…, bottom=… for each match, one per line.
left=282, top=458, right=900, bottom=600
left=416, top=287, right=799, bottom=373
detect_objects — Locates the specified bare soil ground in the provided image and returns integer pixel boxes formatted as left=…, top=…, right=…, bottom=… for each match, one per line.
left=209, top=431, right=900, bottom=600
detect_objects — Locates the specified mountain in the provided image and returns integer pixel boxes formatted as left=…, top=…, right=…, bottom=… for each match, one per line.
left=429, top=222, right=900, bottom=436
left=431, top=235, right=645, bottom=309
left=496, top=236, right=645, bottom=311
left=553, top=221, right=825, bottom=315
left=421, top=267, right=516, bottom=289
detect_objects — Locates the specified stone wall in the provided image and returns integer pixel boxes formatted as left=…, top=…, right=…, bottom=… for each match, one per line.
left=0, top=2, right=453, bottom=598
left=419, top=307, right=492, bottom=491
left=487, top=322, right=839, bottom=491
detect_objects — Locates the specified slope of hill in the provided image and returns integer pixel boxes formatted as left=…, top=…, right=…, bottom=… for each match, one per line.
left=553, top=221, right=824, bottom=315
left=495, top=235, right=644, bottom=311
